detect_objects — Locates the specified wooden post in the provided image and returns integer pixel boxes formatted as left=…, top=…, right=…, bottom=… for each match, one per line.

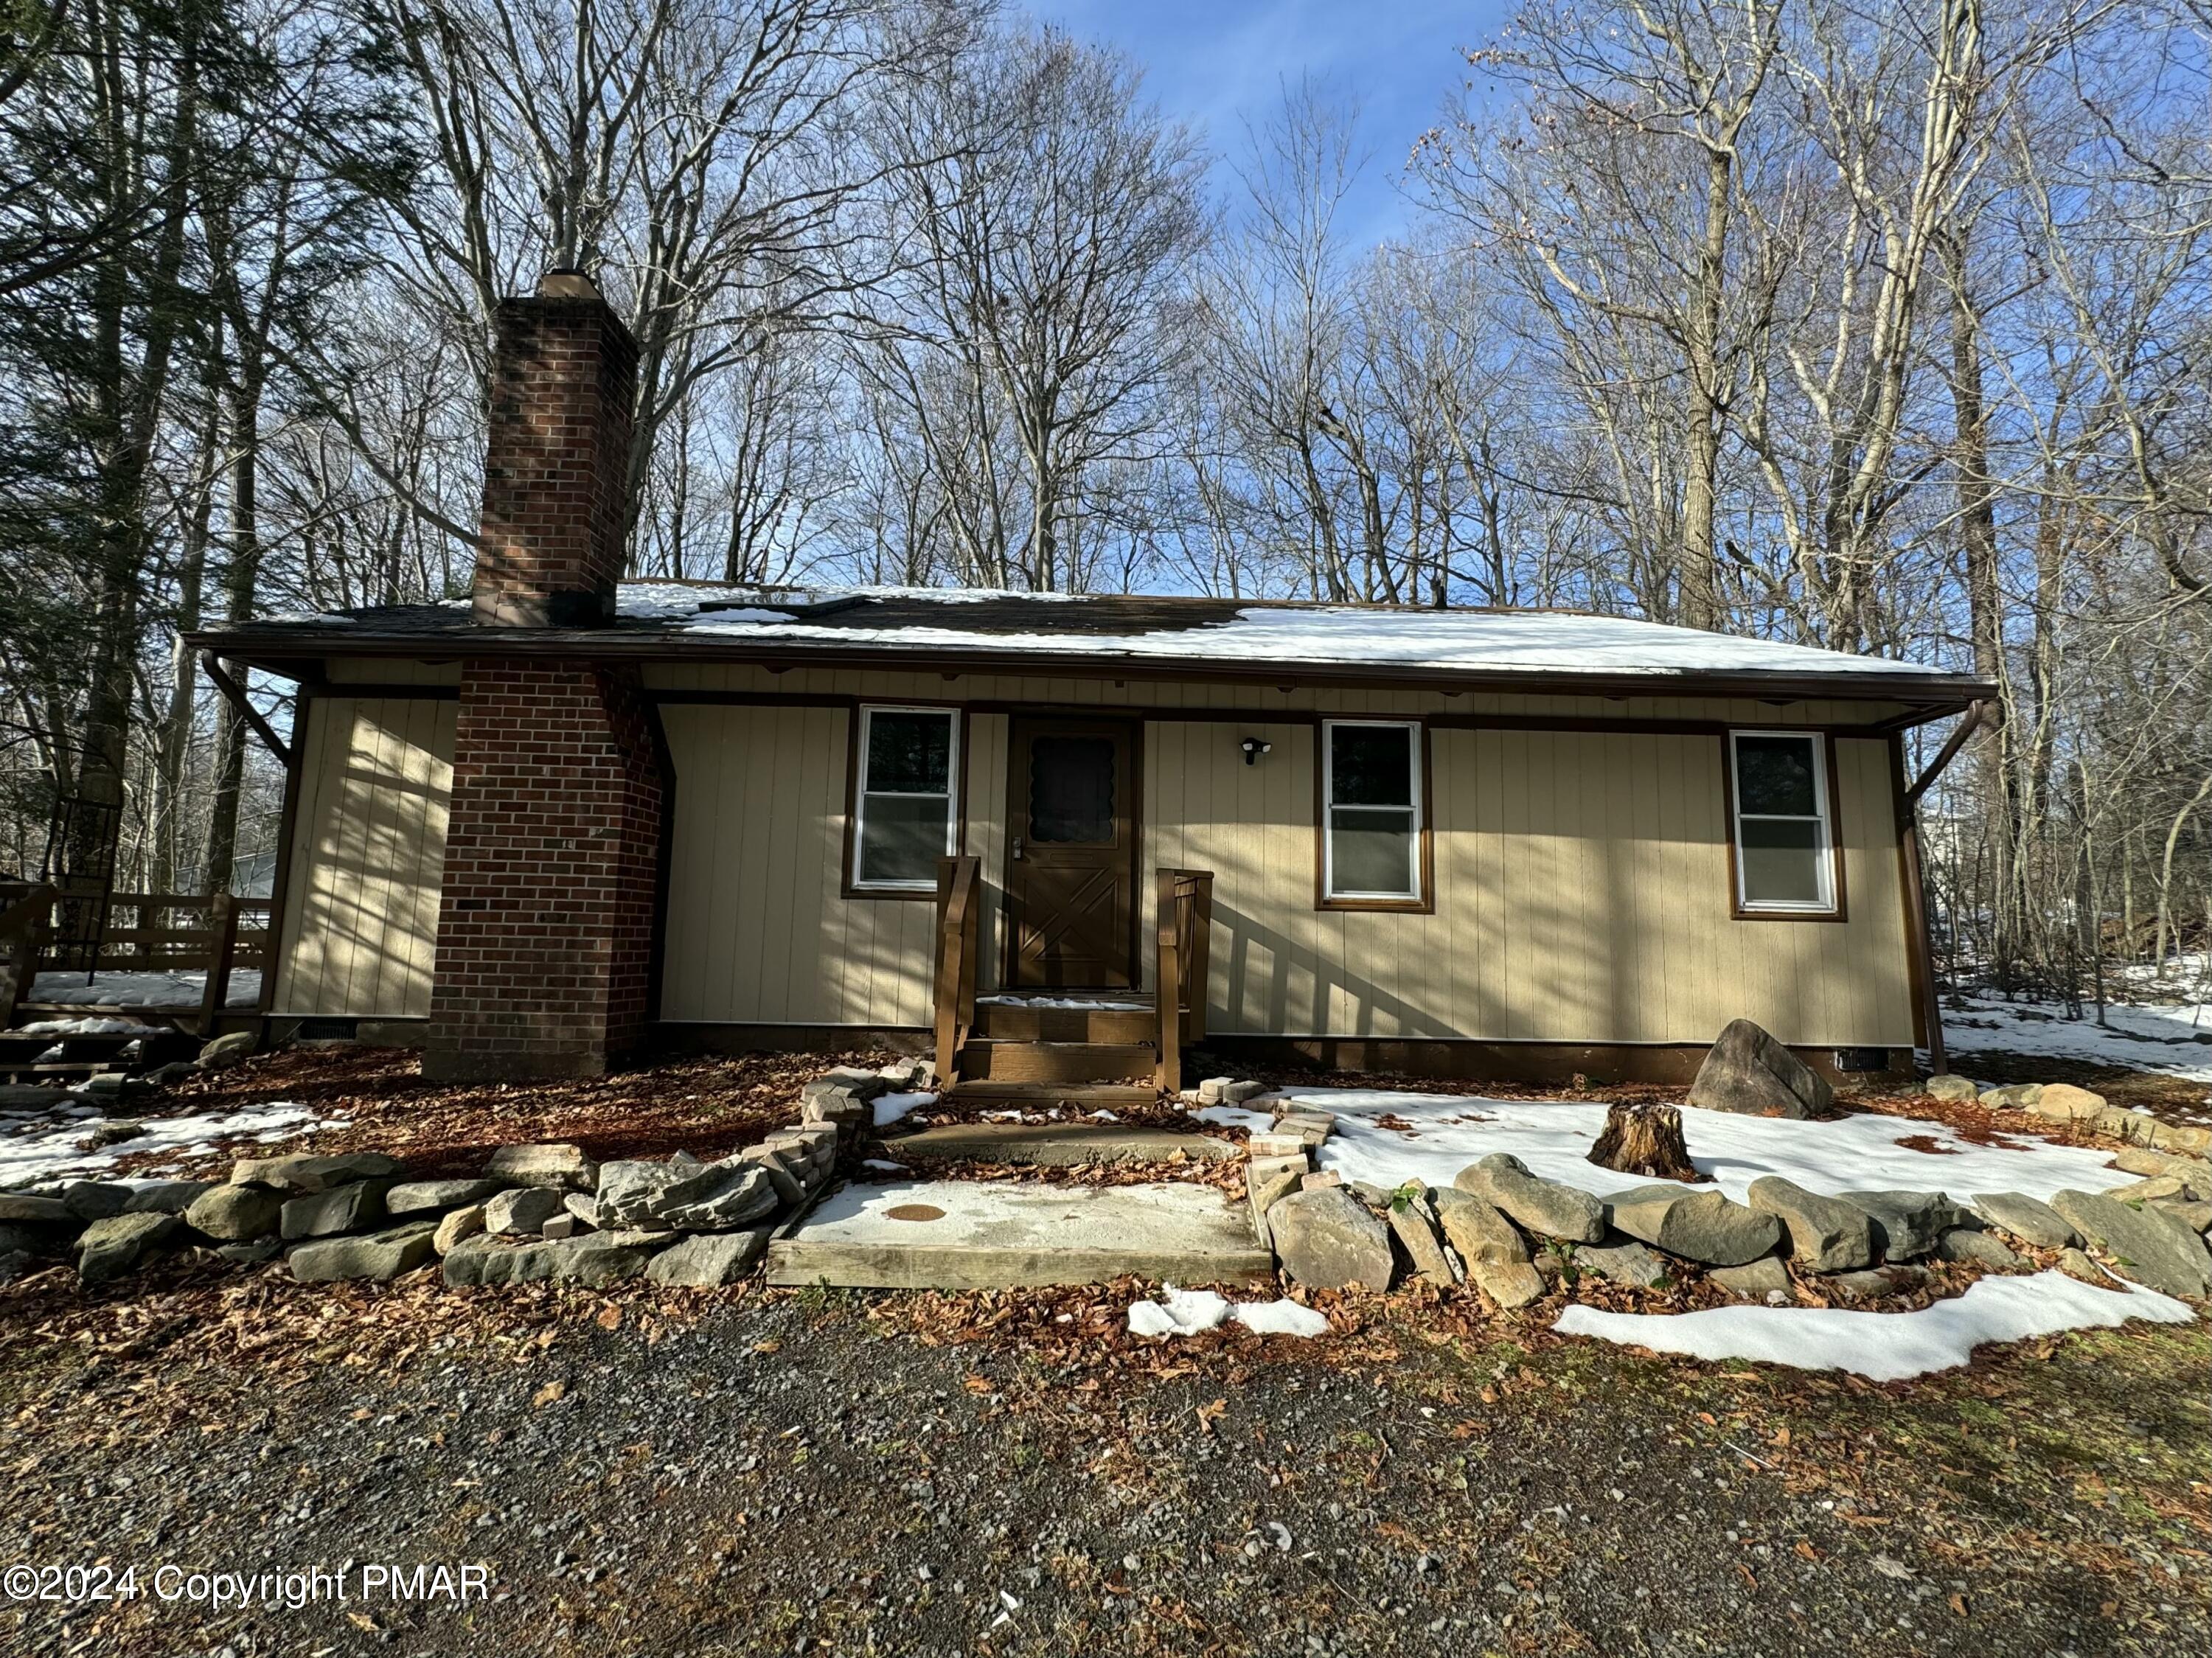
left=1899, top=811, right=1948, bottom=1076
left=0, top=884, right=56, bottom=1029
left=1184, top=873, right=1211, bottom=1046
left=1155, top=868, right=1181, bottom=1094
left=198, top=892, right=240, bottom=1037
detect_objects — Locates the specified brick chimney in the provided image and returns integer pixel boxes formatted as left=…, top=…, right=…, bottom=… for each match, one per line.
left=424, top=271, right=667, bottom=1081
left=471, top=268, right=636, bottom=627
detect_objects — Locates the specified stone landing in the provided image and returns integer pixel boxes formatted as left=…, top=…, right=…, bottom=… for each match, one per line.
left=765, top=1179, right=1273, bottom=1290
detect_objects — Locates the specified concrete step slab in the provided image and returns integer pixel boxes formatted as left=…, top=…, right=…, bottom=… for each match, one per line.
left=888, top=1121, right=1241, bottom=1166
left=766, top=1178, right=1275, bottom=1289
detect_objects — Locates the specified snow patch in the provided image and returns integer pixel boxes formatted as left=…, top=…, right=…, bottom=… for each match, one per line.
left=872, top=1091, right=935, bottom=1129
left=1941, top=990, right=2212, bottom=1087
left=1127, top=1286, right=1330, bottom=1340
left=29, top=969, right=261, bottom=1009
left=1301, top=1088, right=2135, bottom=1203
left=1, top=1101, right=347, bottom=1189
left=1194, top=1104, right=1273, bottom=1133
left=1554, top=1271, right=2197, bottom=1382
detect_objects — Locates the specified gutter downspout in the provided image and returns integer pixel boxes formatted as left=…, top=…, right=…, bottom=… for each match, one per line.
left=1896, top=700, right=1994, bottom=1077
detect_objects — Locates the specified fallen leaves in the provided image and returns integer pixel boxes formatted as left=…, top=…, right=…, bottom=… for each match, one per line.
left=531, top=1379, right=566, bottom=1409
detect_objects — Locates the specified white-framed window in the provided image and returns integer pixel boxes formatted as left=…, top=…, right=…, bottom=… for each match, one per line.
left=1729, top=730, right=1837, bottom=913
left=1321, top=719, right=1423, bottom=903
left=852, top=705, right=959, bottom=891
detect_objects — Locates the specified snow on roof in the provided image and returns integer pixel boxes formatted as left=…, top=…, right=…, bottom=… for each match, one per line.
left=613, top=583, right=1959, bottom=682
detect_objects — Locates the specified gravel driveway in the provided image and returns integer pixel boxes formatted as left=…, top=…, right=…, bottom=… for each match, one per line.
left=2, top=1271, right=2204, bottom=1657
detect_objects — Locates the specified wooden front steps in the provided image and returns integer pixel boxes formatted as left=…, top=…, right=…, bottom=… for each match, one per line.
left=938, top=1079, right=1159, bottom=1109
left=956, top=1037, right=1155, bottom=1084
left=949, top=990, right=1164, bottom=1104
left=0, top=1026, right=196, bottom=1085
left=972, top=1000, right=1153, bottom=1043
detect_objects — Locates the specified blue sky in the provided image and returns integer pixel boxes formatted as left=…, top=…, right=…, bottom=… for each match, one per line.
left=1023, top=1, right=1514, bottom=245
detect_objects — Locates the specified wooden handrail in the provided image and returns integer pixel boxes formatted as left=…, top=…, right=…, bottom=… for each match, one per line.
left=1153, top=867, right=1214, bottom=1093
left=1, top=882, right=58, bottom=1029
left=933, top=855, right=981, bottom=1087
left=31, top=891, right=271, bottom=975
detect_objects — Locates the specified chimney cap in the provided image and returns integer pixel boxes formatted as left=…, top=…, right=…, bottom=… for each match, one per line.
left=535, top=267, right=602, bottom=301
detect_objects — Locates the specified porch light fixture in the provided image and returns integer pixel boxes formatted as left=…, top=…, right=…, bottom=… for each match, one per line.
left=1240, top=736, right=1272, bottom=766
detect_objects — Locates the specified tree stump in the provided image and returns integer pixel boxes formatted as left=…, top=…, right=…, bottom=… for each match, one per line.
left=1585, top=1101, right=1703, bottom=1182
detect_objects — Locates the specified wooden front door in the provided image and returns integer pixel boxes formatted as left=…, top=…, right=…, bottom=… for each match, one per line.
left=1006, top=717, right=1138, bottom=989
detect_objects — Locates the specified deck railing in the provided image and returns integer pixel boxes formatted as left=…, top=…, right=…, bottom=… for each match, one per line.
left=1153, top=868, right=1214, bottom=1093
left=933, top=855, right=981, bottom=1085
left=0, top=882, right=56, bottom=1029
left=2, top=888, right=273, bottom=1030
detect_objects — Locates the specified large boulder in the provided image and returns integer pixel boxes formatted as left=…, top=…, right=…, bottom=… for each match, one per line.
left=230, top=1152, right=403, bottom=1194
left=1969, top=1191, right=2079, bottom=1250
left=2031, top=1083, right=2107, bottom=1122
left=1837, top=1190, right=1975, bottom=1261
left=1686, top=1020, right=1830, bottom=1119
left=184, top=1182, right=285, bottom=1242
left=1453, top=1154, right=1604, bottom=1243
left=384, top=1178, right=507, bottom=1217
left=63, top=1181, right=133, bottom=1221
left=484, top=1186, right=564, bottom=1236
left=597, top=1157, right=776, bottom=1232
left=2047, top=1189, right=2212, bottom=1298
left=279, top=1180, right=393, bottom=1241
left=1604, top=1184, right=1781, bottom=1267
left=76, top=1212, right=178, bottom=1284
left=198, top=1030, right=257, bottom=1070
left=288, top=1221, right=439, bottom=1283
left=1746, top=1177, right=1875, bottom=1272
left=1268, top=1187, right=1394, bottom=1290
left=484, top=1143, right=597, bottom=1192
left=645, top=1229, right=769, bottom=1286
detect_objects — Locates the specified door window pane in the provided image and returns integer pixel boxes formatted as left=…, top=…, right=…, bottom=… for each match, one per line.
left=1324, top=722, right=1421, bottom=899
left=1028, top=736, right=1116, bottom=843
left=1730, top=731, right=1834, bottom=912
left=855, top=707, right=956, bottom=888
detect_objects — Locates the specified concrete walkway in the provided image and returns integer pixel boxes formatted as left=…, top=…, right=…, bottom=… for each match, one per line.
left=765, top=1179, right=1273, bottom=1289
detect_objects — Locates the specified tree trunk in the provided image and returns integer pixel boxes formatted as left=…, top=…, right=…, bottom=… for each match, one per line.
left=1586, top=1101, right=1703, bottom=1183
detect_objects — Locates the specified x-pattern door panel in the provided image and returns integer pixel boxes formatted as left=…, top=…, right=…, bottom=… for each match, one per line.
left=1006, top=719, right=1136, bottom=989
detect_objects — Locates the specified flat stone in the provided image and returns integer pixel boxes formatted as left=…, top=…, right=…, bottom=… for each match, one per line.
left=2107, top=1174, right=2191, bottom=1204
left=656, top=1162, right=779, bottom=1230
left=1935, top=1227, right=2025, bottom=1271
left=646, top=1229, right=769, bottom=1286
left=1247, top=1133, right=1312, bottom=1160
left=484, top=1186, right=564, bottom=1236
left=1686, top=1019, right=1830, bottom=1118
left=279, top=1180, right=392, bottom=1241
left=288, top=1221, right=438, bottom=1283
left=2037, top=1083, right=2107, bottom=1120
left=122, top=1181, right=215, bottom=1216
left=804, top=1067, right=891, bottom=1102
left=1605, top=1184, right=1781, bottom=1267
left=1968, top=1191, right=2079, bottom=1250
left=230, top=1152, right=403, bottom=1195
left=1270, top=1187, right=1395, bottom=1291
left=1837, top=1190, right=1975, bottom=1261
left=2047, top=1189, right=2212, bottom=1298
left=442, top=1231, right=667, bottom=1288
left=1468, top=1258, right=1546, bottom=1309
left=563, top=1192, right=602, bottom=1227
left=540, top=1213, right=582, bottom=1239
left=1386, top=1193, right=1459, bottom=1283
left=198, top=1031, right=257, bottom=1069
left=433, top=1204, right=486, bottom=1255
left=2159, top=1199, right=2212, bottom=1235
left=1978, top=1083, right=2042, bottom=1110
left=1246, top=1166, right=1303, bottom=1250
left=63, top=1181, right=133, bottom=1221
left=734, top=1144, right=807, bottom=1206
left=887, top=1122, right=1239, bottom=1166
left=766, top=1180, right=1273, bottom=1290
left=184, top=1182, right=285, bottom=1241
left=1573, top=1239, right=1669, bottom=1288
left=1746, top=1177, right=1875, bottom=1272
left=384, top=1178, right=507, bottom=1216
left=2112, top=1146, right=2212, bottom=1192
left=215, top=1239, right=282, bottom=1266
left=2152, top=1122, right=2212, bottom=1155
left=485, top=1143, right=597, bottom=1191
left=1430, top=1187, right=1531, bottom=1266
left=1454, top=1154, right=1604, bottom=1242
left=1826, top=1264, right=1931, bottom=1303
left=1709, top=1255, right=1794, bottom=1300
left=0, top=1192, right=77, bottom=1225
left=77, top=1212, right=179, bottom=1283
left=1921, top=1075, right=1980, bottom=1102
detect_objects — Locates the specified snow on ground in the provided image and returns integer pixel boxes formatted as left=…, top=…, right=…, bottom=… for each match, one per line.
left=28, top=969, right=261, bottom=1008
left=1126, top=1286, right=1330, bottom=1340
left=0, top=1101, right=346, bottom=1190
left=976, top=995, right=1150, bottom=1011
left=1299, top=1089, right=2135, bottom=1204
left=15, top=1017, right=165, bottom=1036
left=1554, top=1271, right=2197, bottom=1382
left=1940, top=990, right=2212, bottom=1086
left=872, top=1091, right=935, bottom=1129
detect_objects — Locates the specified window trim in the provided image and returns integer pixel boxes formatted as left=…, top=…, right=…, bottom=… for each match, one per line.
left=1315, top=718, right=1433, bottom=912
left=1725, top=728, right=1847, bottom=922
left=844, top=703, right=966, bottom=899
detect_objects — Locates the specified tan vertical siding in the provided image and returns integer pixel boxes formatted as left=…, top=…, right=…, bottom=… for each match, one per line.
left=273, top=697, right=455, bottom=1017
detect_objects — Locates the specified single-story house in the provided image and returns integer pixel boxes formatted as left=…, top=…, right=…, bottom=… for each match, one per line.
left=191, top=273, right=1994, bottom=1094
